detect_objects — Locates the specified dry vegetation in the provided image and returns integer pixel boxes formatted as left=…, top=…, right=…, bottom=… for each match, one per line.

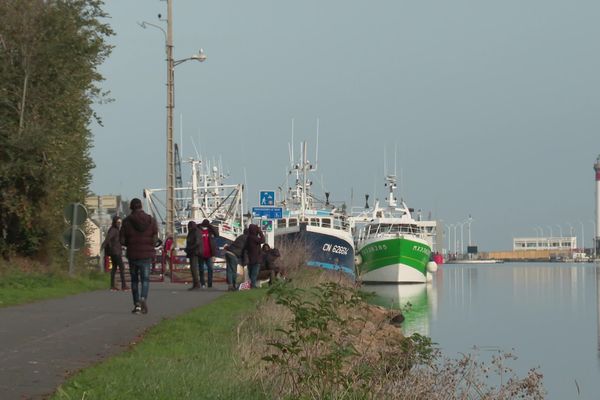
left=235, top=241, right=546, bottom=399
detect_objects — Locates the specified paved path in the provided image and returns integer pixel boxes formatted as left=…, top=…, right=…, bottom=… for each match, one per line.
left=0, top=282, right=226, bottom=399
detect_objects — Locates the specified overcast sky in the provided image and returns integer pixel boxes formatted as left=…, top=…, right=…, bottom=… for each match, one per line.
left=90, top=0, right=599, bottom=251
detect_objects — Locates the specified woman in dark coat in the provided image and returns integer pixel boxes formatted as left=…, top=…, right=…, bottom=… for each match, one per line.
left=244, top=224, right=265, bottom=288
left=185, top=221, right=201, bottom=290
left=101, top=216, right=128, bottom=291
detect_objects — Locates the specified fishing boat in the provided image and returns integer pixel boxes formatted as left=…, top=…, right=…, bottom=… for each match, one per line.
left=273, top=141, right=355, bottom=279
left=144, top=158, right=245, bottom=258
left=351, top=175, right=432, bottom=283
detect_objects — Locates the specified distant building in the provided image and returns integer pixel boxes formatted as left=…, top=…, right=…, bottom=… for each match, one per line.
left=513, top=236, right=577, bottom=251
left=84, top=194, right=129, bottom=258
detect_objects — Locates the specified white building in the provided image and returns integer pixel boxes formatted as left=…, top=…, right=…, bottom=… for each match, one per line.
left=513, top=236, right=577, bottom=251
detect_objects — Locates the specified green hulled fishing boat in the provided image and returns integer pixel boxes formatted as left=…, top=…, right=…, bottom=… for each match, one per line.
left=352, top=175, right=432, bottom=283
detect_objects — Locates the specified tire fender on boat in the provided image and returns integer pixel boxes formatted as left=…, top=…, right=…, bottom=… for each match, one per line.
left=426, top=261, right=438, bottom=273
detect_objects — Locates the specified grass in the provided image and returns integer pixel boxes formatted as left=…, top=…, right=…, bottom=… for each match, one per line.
left=0, top=266, right=108, bottom=307
left=53, top=288, right=268, bottom=400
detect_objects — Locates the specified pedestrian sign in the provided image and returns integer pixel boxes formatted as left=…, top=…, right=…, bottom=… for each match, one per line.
left=259, top=191, right=275, bottom=206
left=261, top=220, right=273, bottom=232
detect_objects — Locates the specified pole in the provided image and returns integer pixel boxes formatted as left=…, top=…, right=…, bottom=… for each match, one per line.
left=460, top=221, right=465, bottom=254
left=68, top=204, right=78, bottom=276
left=166, top=0, right=175, bottom=237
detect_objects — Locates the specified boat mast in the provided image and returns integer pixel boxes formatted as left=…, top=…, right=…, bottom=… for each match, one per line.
left=190, top=160, right=202, bottom=220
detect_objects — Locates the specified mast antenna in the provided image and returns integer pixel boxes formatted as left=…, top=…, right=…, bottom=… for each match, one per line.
left=291, top=118, right=295, bottom=166
left=383, top=147, right=387, bottom=177
left=180, top=113, right=183, bottom=158
left=190, top=136, right=200, bottom=159
left=394, top=142, right=398, bottom=177
left=314, top=118, right=319, bottom=171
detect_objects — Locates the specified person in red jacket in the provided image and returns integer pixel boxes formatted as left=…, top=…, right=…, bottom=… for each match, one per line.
left=120, top=198, right=158, bottom=314
left=198, top=219, right=218, bottom=288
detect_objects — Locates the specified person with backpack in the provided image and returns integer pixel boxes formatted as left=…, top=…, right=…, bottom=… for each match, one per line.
left=223, top=228, right=248, bottom=291
left=244, top=224, right=265, bottom=288
left=184, top=221, right=201, bottom=290
left=119, top=198, right=158, bottom=315
left=101, top=215, right=128, bottom=291
left=198, top=219, right=218, bottom=288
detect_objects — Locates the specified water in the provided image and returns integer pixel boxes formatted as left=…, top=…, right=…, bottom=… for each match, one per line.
left=367, top=262, right=600, bottom=400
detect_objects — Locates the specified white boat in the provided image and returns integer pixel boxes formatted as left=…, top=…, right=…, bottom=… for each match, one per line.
left=144, top=158, right=245, bottom=257
left=273, top=141, right=355, bottom=279
left=350, top=175, right=432, bottom=283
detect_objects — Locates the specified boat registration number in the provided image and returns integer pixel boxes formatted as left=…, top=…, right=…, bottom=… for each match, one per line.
left=322, top=243, right=349, bottom=255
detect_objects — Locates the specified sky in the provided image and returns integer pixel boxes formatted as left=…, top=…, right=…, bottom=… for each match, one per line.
left=90, top=0, right=599, bottom=251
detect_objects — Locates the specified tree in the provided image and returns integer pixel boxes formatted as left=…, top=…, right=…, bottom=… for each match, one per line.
left=0, top=0, right=113, bottom=261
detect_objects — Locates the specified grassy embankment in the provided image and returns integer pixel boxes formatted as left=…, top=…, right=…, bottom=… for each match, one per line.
left=0, top=259, right=108, bottom=307
left=51, top=241, right=546, bottom=400
left=53, top=288, right=268, bottom=400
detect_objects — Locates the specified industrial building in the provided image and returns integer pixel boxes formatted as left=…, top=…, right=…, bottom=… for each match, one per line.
left=513, top=236, right=577, bottom=251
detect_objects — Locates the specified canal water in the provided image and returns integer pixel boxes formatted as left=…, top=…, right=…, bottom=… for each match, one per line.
left=367, top=262, right=600, bottom=400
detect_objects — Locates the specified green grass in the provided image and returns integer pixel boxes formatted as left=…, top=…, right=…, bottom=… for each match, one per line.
left=0, top=269, right=108, bottom=307
left=53, top=289, right=268, bottom=400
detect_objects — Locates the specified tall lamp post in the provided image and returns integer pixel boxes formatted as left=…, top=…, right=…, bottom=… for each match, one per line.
left=140, top=0, right=206, bottom=236
left=579, top=221, right=585, bottom=252
left=467, top=215, right=473, bottom=246
left=447, top=224, right=455, bottom=256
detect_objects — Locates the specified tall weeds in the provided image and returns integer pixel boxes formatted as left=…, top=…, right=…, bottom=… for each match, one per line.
left=237, top=275, right=545, bottom=399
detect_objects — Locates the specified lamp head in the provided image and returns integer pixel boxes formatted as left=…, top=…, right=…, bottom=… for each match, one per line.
left=192, top=48, right=207, bottom=62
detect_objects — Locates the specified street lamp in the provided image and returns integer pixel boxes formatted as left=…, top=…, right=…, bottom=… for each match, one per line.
left=556, top=224, right=563, bottom=238
left=446, top=224, right=455, bottom=255
left=453, top=224, right=458, bottom=255
left=467, top=215, right=473, bottom=246
left=459, top=220, right=468, bottom=256
left=140, top=1, right=206, bottom=237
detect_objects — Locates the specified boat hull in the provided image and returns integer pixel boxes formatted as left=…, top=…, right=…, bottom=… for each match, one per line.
left=358, top=236, right=431, bottom=283
left=275, top=223, right=355, bottom=279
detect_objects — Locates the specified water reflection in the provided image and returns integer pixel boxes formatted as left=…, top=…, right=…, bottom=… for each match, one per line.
left=365, top=283, right=429, bottom=336
left=597, top=266, right=600, bottom=359
left=429, top=263, right=600, bottom=399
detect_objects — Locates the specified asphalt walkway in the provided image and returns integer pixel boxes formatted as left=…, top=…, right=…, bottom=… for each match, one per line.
left=0, top=282, right=225, bottom=399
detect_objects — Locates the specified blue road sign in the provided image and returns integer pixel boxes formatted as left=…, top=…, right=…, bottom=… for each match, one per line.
left=252, top=207, right=283, bottom=219
left=259, top=191, right=275, bottom=206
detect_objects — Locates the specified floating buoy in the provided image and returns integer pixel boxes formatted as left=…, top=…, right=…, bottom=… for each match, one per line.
left=427, top=261, right=438, bottom=273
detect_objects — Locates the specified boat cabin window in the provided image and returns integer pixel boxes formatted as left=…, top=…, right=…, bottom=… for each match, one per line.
left=310, top=218, right=320, bottom=227
left=288, top=218, right=298, bottom=227
left=277, top=219, right=287, bottom=228
left=322, top=218, right=331, bottom=228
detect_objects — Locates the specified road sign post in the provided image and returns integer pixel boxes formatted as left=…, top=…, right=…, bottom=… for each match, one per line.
left=63, top=203, right=88, bottom=276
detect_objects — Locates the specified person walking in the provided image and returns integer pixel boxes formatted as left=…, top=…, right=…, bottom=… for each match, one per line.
left=223, top=228, right=248, bottom=291
left=101, top=215, right=128, bottom=291
left=244, top=224, right=264, bottom=288
left=163, top=234, right=174, bottom=276
left=198, top=219, right=218, bottom=288
left=120, top=198, right=158, bottom=315
left=184, top=221, right=201, bottom=290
